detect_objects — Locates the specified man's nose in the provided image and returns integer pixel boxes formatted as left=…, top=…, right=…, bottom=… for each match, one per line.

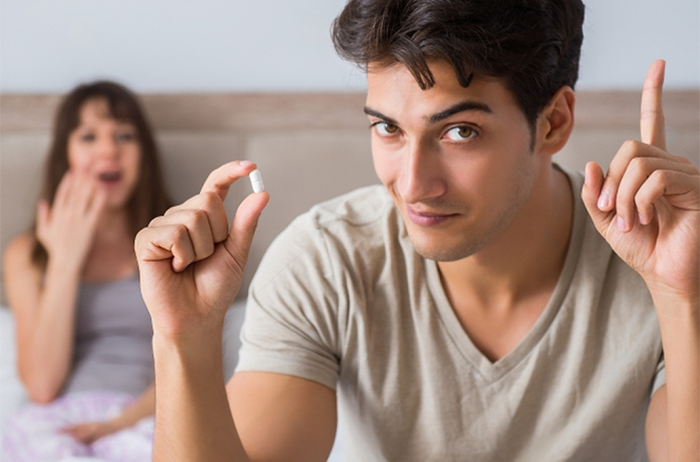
left=396, top=140, right=446, bottom=204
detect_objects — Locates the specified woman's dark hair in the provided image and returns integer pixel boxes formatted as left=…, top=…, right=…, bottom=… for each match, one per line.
left=332, top=0, right=585, bottom=131
left=31, top=80, right=172, bottom=267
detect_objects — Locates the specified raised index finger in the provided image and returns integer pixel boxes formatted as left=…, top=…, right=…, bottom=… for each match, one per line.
left=200, top=160, right=258, bottom=201
left=640, top=59, right=666, bottom=151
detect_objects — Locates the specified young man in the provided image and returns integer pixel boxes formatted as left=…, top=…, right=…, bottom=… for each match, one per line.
left=135, top=0, right=699, bottom=460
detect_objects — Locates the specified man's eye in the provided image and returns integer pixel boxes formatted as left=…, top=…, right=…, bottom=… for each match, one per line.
left=444, top=126, right=477, bottom=141
left=374, top=122, right=399, bottom=136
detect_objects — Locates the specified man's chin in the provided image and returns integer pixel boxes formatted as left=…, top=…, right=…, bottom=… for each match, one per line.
left=409, top=237, right=483, bottom=263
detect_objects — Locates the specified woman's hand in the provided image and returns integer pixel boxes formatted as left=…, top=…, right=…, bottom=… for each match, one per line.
left=135, top=161, right=269, bottom=339
left=36, top=166, right=107, bottom=271
left=61, top=419, right=121, bottom=444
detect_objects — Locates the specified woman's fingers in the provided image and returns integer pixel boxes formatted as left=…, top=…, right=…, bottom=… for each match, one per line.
left=52, top=170, right=75, bottom=211
left=35, top=200, right=50, bottom=236
left=48, top=166, right=105, bottom=219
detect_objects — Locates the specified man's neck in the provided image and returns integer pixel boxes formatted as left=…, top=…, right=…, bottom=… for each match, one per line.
left=437, top=164, right=573, bottom=314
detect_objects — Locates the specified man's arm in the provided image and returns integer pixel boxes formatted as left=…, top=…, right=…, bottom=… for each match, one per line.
left=136, top=161, right=336, bottom=461
left=228, top=372, right=337, bottom=461
left=581, top=60, right=699, bottom=461
left=151, top=331, right=337, bottom=461
left=645, top=293, right=699, bottom=462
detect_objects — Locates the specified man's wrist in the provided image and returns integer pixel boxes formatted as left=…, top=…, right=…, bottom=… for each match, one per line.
left=649, top=289, right=700, bottom=321
left=153, top=325, right=225, bottom=373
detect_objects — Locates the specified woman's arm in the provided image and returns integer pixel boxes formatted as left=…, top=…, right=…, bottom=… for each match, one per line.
left=3, top=170, right=107, bottom=403
left=62, top=383, right=156, bottom=444
left=114, top=382, right=156, bottom=425
left=3, top=233, right=83, bottom=403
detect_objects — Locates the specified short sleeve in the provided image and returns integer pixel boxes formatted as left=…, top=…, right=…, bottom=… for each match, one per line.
left=234, top=214, right=343, bottom=391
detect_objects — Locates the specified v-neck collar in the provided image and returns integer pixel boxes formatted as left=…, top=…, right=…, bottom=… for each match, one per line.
left=425, top=166, right=586, bottom=382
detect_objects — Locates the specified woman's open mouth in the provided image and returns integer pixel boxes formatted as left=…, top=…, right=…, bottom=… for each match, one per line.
left=98, top=171, right=123, bottom=185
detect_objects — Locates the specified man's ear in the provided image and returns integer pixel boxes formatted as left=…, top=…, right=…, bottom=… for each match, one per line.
left=536, top=86, right=575, bottom=156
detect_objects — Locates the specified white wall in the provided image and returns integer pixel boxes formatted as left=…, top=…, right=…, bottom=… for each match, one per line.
left=1, top=0, right=698, bottom=93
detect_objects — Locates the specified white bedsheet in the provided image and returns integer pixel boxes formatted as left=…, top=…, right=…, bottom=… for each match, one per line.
left=0, top=305, right=343, bottom=462
left=0, top=308, right=27, bottom=454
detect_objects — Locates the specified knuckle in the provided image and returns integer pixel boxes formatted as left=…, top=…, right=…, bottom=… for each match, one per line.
left=199, top=238, right=215, bottom=257
left=163, top=204, right=184, bottom=217
left=171, top=223, right=191, bottom=243
left=188, top=208, right=210, bottom=230
left=620, top=139, right=643, bottom=155
left=648, top=168, right=669, bottom=185
left=627, top=156, right=651, bottom=174
left=148, top=215, right=164, bottom=227
left=199, top=191, right=222, bottom=210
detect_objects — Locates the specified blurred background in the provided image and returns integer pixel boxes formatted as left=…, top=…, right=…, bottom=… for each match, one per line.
left=1, top=0, right=698, bottom=92
left=1, top=0, right=699, bottom=303
left=0, top=4, right=697, bottom=458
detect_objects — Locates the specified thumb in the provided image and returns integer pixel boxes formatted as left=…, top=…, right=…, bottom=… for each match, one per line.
left=225, top=192, right=269, bottom=266
left=581, top=162, right=614, bottom=235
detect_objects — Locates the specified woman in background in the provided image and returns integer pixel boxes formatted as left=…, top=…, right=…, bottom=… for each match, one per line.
left=1, top=81, right=171, bottom=461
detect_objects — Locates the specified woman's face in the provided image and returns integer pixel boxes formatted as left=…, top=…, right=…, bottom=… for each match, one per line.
left=67, top=98, right=142, bottom=210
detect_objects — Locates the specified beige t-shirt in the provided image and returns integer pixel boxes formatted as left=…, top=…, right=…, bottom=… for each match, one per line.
left=237, top=168, right=664, bottom=461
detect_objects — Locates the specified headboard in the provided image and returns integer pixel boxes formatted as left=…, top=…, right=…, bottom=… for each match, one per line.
left=1, top=90, right=698, bottom=304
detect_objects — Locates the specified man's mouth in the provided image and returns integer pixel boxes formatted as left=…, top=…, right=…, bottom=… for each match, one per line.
left=405, top=205, right=458, bottom=226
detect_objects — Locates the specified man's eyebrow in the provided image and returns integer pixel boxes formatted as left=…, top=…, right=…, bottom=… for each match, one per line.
left=363, top=107, right=398, bottom=126
left=363, top=101, right=493, bottom=126
left=428, top=101, right=493, bottom=124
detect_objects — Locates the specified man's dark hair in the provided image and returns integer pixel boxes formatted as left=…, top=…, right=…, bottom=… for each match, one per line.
left=332, top=0, right=585, bottom=131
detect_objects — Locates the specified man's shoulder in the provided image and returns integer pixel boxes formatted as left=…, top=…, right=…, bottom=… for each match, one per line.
left=257, top=185, right=401, bottom=271
left=279, top=185, right=400, bottom=243
left=304, top=184, right=395, bottom=228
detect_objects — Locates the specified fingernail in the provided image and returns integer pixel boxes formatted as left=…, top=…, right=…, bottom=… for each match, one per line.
left=616, top=215, right=627, bottom=231
left=597, top=192, right=610, bottom=210
left=239, top=160, right=253, bottom=167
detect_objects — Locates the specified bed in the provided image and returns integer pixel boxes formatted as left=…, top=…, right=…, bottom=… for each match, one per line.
left=0, top=90, right=696, bottom=461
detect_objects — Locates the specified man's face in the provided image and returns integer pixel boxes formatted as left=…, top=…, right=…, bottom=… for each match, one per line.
left=366, top=60, right=543, bottom=262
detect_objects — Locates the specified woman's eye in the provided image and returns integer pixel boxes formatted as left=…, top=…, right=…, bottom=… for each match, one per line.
left=373, top=122, right=399, bottom=136
left=115, top=132, right=136, bottom=142
left=80, top=133, right=96, bottom=142
left=444, top=126, right=477, bottom=141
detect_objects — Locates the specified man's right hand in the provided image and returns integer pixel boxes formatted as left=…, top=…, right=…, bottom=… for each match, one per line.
left=135, top=160, right=269, bottom=339
left=136, top=161, right=336, bottom=462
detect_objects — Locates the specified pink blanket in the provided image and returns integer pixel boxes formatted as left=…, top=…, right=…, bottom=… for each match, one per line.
left=1, top=391, right=152, bottom=462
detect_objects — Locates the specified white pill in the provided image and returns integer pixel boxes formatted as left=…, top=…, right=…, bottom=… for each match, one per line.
left=249, top=169, right=265, bottom=193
